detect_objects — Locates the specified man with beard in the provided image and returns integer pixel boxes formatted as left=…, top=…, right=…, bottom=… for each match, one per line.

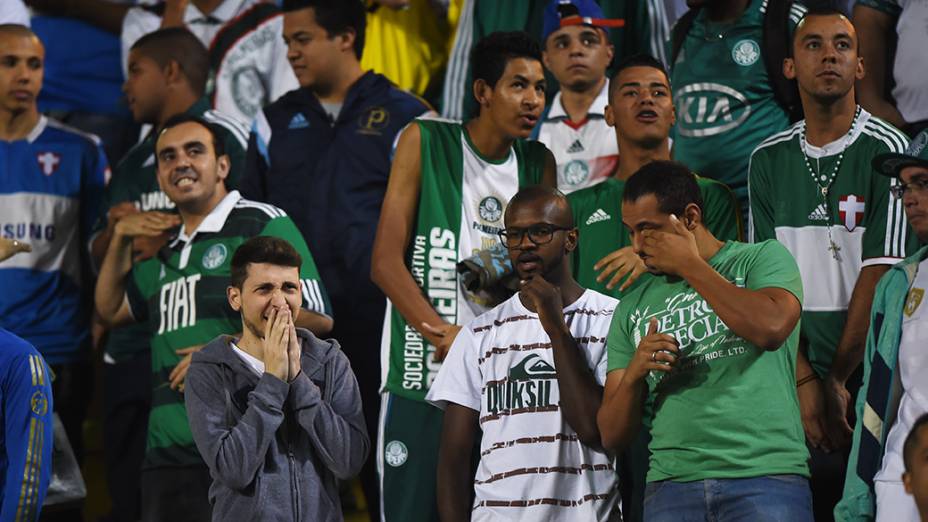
left=371, top=31, right=556, bottom=522
left=184, top=236, right=367, bottom=522
left=95, top=115, right=330, bottom=521
left=598, top=161, right=810, bottom=521
left=748, top=10, right=916, bottom=519
left=427, top=186, right=620, bottom=521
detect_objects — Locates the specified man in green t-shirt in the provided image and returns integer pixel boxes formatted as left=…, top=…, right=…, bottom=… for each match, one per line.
left=598, top=160, right=811, bottom=521
left=86, top=28, right=250, bottom=521
left=748, top=11, right=916, bottom=519
left=669, top=0, right=807, bottom=216
left=95, top=115, right=331, bottom=521
left=568, top=53, right=741, bottom=298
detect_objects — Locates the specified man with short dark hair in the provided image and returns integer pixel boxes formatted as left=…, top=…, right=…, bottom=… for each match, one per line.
left=88, top=27, right=251, bottom=520
left=428, top=186, right=620, bottom=520
left=535, top=0, right=617, bottom=194
left=185, top=235, right=368, bottom=522
left=121, top=0, right=298, bottom=124
left=0, top=23, right=108, bottom=467
left=241, top=2, right=431, bottom=514
left=569, top=53, right=740, bottom=298
left=95, top=115, right=331, bottom=522
left=371, top=30, right=556, bottom=522
left=839, top=130, right=928, bottom=522
left=748, top=11, right=916, bottom=519
left=598, top=161, right=811, bottom=521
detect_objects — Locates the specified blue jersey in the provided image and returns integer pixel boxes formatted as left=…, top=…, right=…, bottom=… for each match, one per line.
left=0, top=328, right=54, bottom=522
left=0, top=117, right=108, bottom=364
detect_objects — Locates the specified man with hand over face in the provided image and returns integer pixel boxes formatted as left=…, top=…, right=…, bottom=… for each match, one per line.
left=427, top=186, right=620, bottom=521
left=95, top=115, right=331, bottom=521
left=185, top=236, right=368, bottom=522
left=598, top=161, right=810, bottom=522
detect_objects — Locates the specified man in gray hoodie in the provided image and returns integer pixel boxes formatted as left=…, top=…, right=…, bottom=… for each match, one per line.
left=184, top=235, right=369, bottom=521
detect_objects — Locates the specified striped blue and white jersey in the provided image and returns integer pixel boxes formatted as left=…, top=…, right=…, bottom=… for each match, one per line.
left=0, top=116, right=108, bottom=364
left=0, top=328, right=54, bottom=522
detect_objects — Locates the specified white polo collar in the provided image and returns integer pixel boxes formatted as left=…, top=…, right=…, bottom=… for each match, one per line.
left=546, top=79, right=610, bottom=121
left=26, top=116, right=47, bottom=143
left=173, top=190, right=241, bottom=268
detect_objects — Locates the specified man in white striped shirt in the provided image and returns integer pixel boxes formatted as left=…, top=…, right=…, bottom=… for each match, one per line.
left=427, top=186, right=620, bottom=521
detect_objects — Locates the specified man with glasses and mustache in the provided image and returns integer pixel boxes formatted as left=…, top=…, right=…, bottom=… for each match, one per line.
left=427, top=186, right=620, bottom=521
left=839, top=129, right=928, bottom=522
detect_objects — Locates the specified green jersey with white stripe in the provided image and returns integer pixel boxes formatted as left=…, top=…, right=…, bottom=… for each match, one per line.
left=93, top=98, right=250, bottom=363
left=568, top=176, right=742, bottom=298
left=748, top=107, right=918, bottom=376
left=126, top=191, right=330, bottom=468
left=669, top=0, right=806, bottom=210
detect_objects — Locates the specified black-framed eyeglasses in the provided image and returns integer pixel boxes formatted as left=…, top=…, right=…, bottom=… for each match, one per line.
left=498, top=223, right=572, bottom=248
left=890, top=177, right=928, bottom=200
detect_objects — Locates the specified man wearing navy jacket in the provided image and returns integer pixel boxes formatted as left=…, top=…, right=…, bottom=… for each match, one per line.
left=241, top=1, right=431, bottom=516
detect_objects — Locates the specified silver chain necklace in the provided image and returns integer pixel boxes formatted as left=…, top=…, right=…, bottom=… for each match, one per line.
left=799, top=106, right=861, bottom=261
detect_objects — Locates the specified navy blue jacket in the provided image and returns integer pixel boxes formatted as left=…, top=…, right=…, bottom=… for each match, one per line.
left=242, top=72, right=429, bottom=304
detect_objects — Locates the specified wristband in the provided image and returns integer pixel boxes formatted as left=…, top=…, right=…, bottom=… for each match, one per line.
left=796, top=373, right=819, bottom=388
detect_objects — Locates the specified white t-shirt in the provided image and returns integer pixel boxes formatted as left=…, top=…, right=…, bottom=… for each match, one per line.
left=875, top=257, right=928, bottom=484
left=121, top=0, right=298, bottom=124
left=426, top=289, right=620, bottom=521
left=230, top=341, right=265, bottom=376
left=1, top=0, right=30, bottom=26
left=536, top=83, right=618, bottom=194
left=890, top=0, right=928, bottom=123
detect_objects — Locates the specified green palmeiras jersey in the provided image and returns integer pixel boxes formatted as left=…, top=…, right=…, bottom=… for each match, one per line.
left=670, top=0, right=806, bottom=209
left=125, top=191, right=330, bottom=468
left=92, top=98, right=250, bottom=363
left=748, top=107, right=918, bottom=376
left=381, top=119, right=548, bottom=402
left=568, top=176, right=742, bottom=298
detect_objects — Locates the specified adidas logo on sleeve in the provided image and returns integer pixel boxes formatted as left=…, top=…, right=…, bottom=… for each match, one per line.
left=807, top=203, right=829, bottom=221
left=585, top=208, right=611, bottom=225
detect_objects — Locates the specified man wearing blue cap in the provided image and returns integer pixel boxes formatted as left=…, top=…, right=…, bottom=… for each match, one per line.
left=535, top=0, right=620, bottom=194
left=839, top=130, right=928, bottom=522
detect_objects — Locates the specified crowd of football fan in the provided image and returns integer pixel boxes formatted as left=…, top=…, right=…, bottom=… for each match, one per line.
left=1, top=0, right=927, bottom=521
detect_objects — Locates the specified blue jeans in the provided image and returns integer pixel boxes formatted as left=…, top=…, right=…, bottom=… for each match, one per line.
left=644, top=475, right=813, bottom=522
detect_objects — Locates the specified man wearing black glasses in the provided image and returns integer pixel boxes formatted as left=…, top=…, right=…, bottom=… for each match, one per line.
left=426, top=186, right=620, bottom=521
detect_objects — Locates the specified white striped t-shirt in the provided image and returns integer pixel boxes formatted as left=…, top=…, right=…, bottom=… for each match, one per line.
left=427, top=289, right=620, bottom=521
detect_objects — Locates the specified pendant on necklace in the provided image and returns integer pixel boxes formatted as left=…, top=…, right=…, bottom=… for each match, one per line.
left=828, top=240, right=841, bottom=261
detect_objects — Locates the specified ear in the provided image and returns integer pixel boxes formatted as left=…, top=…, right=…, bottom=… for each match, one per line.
left=473, top=79, right=491, bottom=109
left=227, top=285, right=241, bottom=312
left=604, top=103, right=615, bottom=127
left=542, top=49, right=552, bottom=71
left=338, top=28, right=357, bottom=55
left=669, top=98, right=677, bottom=127
left=783, top=57, right=796, bottom=81
left=683, top=202, right=703, bottom=229
left=605, top=42, right=615, bottom=64
left=564, top=228, right=579, bottom=253
left=163, top=59, right=184, bottom=87
left=216, top=154, right=231, bottom=182
left=855, top=56, right=865, bottom=81
left=903, top=471, right=913, bottom=494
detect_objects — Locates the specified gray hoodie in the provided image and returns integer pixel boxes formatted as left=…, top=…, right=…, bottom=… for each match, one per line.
left=185, top=328, right=369, bottom=521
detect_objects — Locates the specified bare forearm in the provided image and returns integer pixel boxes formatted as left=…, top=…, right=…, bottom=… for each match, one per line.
left=436, top=406, right=477, bottom=522
left=371, top=258, right=446, bottom=345
left=95, top=232, right=133, bottom=321
left=547, top=326, right=603, bottom=447
left=681, top=260, right=797, bottom=349
left=829, top=265, right=888, bottom=383
left=597, top=375, right=646, bottom=451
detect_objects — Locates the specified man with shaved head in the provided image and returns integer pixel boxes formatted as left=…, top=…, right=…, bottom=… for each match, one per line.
left=749, top=11, right=917, bottom=518
left=0, top=24, right=108, bottom=464
left=426, top=186, right=620, bottom=520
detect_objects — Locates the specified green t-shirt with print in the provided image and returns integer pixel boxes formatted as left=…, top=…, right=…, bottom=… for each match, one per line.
left=607, top=240, right=808, bottom=482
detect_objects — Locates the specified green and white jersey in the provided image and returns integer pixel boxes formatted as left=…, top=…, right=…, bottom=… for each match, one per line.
left=669, top=0, right=806, bottom=209
left=381, top=119, right=548, bottom=402
left=126, top=191, right=330, bottom=469
left=568, top=176, right=742, bottom=298
left=748, top=107, right=917, bottom=376
left=92, top=98, right=249, bottom=363
left=607, top=240, right=808, bottom=482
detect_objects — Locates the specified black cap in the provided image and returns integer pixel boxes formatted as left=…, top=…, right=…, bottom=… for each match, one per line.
left=873, top=129, right=928, bottom=178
